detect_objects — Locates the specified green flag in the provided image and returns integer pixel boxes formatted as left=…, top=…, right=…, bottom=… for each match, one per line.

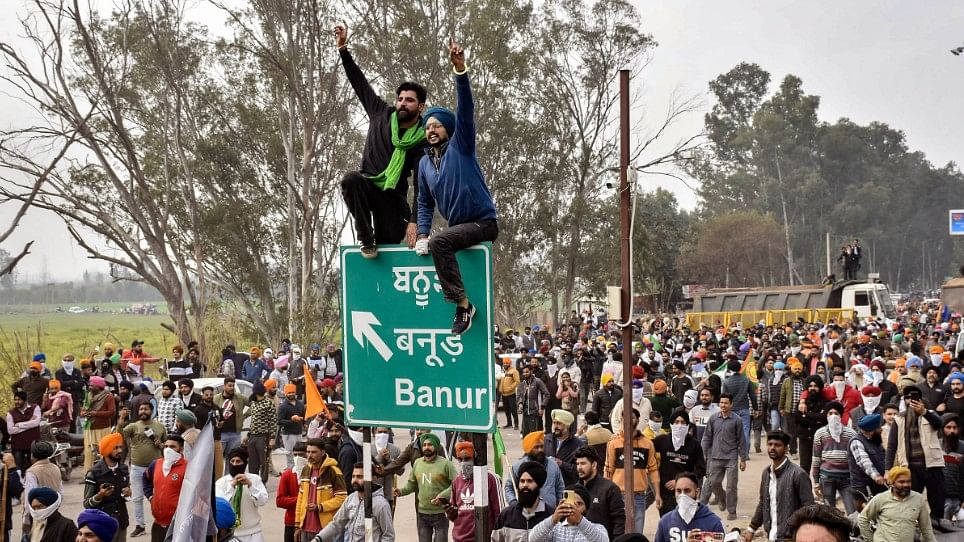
left=493, top=426, right=507, bottom=479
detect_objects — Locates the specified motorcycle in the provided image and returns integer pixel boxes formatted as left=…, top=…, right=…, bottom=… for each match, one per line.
left=40, top=420, right=85, bottom=481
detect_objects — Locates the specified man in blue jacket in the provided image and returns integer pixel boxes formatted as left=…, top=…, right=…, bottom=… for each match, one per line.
left=415, top=39, right=498, bottom=335
left=654, top=471, right=724, bottom=542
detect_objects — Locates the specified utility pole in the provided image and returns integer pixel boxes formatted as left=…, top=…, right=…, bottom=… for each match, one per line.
left=618, top=68, right=635, bottom=533
left=826, top=231, right=831, bottom=278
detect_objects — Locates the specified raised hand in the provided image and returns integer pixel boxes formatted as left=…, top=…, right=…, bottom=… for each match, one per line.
left=334, top=24, right=348, bottom=49
left=449, top=39, right=465, bottom=71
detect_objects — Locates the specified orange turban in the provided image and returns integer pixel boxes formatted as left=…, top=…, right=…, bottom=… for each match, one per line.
left=454, top=441, right=475, bottom=459
left=99, top=432, right=124, bottom=458
left=787, top=357, right=803, bottom=371
left=653, top=380, right=668, bottom=395
left=284, top=383, right=297, bottom=394
left=264, top=378, right=277, bottom=391
left=522, top=431, right=544, bottom=454
left=929, top=345, right=944, bottom=354
left=895, top=357, right=907, bottom=368
left=29, top=362, right=42, bottom=372
left=48, top=379, right=61, bottom=390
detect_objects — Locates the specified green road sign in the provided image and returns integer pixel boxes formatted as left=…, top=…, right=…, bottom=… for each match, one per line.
left=341, top=243, right=494, bottom=431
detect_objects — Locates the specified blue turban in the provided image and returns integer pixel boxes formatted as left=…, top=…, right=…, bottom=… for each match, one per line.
left=78, top=509, right=118, bottom=541
left=774, top=362, right=786, bottom=370
left=32, top=353, right=45, bottom=362
left=857, top=413, right=883, bottom=432
left=423, top=106, right=455, bottom=135
left=949, top=371, right=964, bottom=384
left=215, top=497, right=236, bottom=529
left=27, top=487, right=59, bottom=506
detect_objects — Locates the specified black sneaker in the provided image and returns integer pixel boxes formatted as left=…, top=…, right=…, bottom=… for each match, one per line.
left=360, top=243, right=378, bottom=259
left=452, top=303, right=476, bottom=335
left=130, top=526, right=146, bottom=537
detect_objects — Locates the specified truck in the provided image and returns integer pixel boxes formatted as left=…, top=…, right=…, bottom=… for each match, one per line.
left=686, top=274, right=897, bottom=328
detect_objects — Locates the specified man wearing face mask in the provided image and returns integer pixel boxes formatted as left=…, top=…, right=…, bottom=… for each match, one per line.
left=491, top=461, right=554, bottom=541
left=610, top=378, right=652, bottom=437
left=122, top=403, right=165, bottom=538
left=762, top=361, right=787, bottom=433
left=849, top=413, right=888, bottom=508
left=868, top=359, right=898, bottom=406
left=821, top=369, right=861, bottom=426
left=745, top=431, right=814, bottom=542
left=810, top=401, right=858, bottom=514
left=338, top=427, right=365, bottom=491
left=653, top=412, right=706, bottom=518
left=443, top=442, right=499, bottom=542
left=395, top=433, right=458, bottom=542
left=653, top=471, right=723, bottom=542
left=143, top=435, right=187, bottom=542
left=858, top=466, right=937, bottom=542
left=25, top=486, right=76, bottom=541
left=54, top=353, right=85, bottom=432
left=277, top=442, right=305, bottom=542
left=606, top=408, right=661, bottom=533
left=216, top=448, right=269, bottom=542
left=849, top=385, right=884, bottom=430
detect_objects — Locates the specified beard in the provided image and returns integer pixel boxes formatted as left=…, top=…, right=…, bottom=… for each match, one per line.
left=139, top=413, right=151, bottom=421
left=893, top=487, right=911, bottom=498
left=351, top=482, right=364, bottom=493
left=946, top=434, right=960, bottom=447
left=518, top=488, right=539, bottom=508
left=397, top=107, right=415, bottom=122
left=529, top=451, right=546, bottom=464
left=870, top=432, right=883, bottom=445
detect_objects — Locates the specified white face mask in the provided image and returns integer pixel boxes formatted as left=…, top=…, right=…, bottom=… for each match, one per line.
left=827, top=413, right=843, bottom=441
left=27, top=496, right=61, bottom=522
left=293, top=456, right=308, bottom=472
left=833, top=381, right=846, bottom=399
left=930, top=354, right=943, bottom=366
left=862, top=395, right=881, bottom=413
left=293, top=352, right=302, bottom=360
left=648, top=420, right=662, bottom=433
left=682, top=393, right=697, bottom=409
left=671, top=424, right=688, bottom=449
left=632, top=388, right=644, bottom=403
left=870, top=371, right=884, bottom=385
left=676, top=493, right=699, bottom=523
left=162, top=448, right=181, bottom=475
left=348, top=429, right=364, bottom=446
left=374, top=432, right=390, bottom=451
left=61, top=361, right=74, bottom=373
left=773, top=370, right=784, bottom=381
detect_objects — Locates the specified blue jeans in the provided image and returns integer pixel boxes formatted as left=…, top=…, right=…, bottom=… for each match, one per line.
left=633, top=491, right=647, bottom=533
left=130, top=464, right=147, bottom=527
left=736, top=408, right=751, bottom=449
left=769, top=408, right=782, bottom=431
left=821, top=475, right=856, bottom=515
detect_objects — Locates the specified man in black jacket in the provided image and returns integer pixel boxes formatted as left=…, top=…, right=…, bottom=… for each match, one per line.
left=544, top=410, right=584, bottom=485
left=745, top=431, right=814, bottom=542
left=83, top=433, right=131, bottom=538
left=335, top=24, right=427, bottom=258
left=653, top=411, right=707, bottom=517
left=574, top=446, right=625, bottom=539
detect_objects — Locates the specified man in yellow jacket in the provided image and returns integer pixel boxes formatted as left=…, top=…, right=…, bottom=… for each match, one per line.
left=295, top=438, right=348, bottom=541
left=498, top=358, right=520, bottom=429
left=605, top=407, right=661, bottom=534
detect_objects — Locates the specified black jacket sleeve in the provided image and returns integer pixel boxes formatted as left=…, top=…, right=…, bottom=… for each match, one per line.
left=339, top=49, right=387, bottom=118
left=607, top=482, right=626, bottom=536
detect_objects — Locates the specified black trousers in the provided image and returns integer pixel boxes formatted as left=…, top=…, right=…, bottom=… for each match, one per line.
left=341, top=171, right=410, bottom=246
left=910, top=465, right=945, bottom=521
left=501, top=394, right=518, bottom=427
left=151, top=523, right=168, bottom=542
left=429, top=219, right=498, bottom=302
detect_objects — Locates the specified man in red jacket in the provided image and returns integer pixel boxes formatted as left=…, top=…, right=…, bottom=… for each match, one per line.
left=277, top=441, right=307, bottom=542
left=144, top=435, right=187, bottom=542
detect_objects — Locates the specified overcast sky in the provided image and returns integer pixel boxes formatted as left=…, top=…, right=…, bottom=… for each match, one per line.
left=1, top=0, right=962, bottom=282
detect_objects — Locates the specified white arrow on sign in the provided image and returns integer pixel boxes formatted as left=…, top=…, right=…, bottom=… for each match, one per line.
left=351, top=311, right=393, bottom=362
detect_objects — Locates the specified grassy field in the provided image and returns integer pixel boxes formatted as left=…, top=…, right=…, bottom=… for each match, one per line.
left=0, top=312, right=177, bottom=369
left=0, top=302, right=169, bottom=315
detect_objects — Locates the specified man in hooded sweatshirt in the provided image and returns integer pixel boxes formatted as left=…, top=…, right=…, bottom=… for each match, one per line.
left=653, top=471, right=724, bottom=542
left=414, top=39, right=498, bottom=336
left=444, top=441, right=499, bottom=542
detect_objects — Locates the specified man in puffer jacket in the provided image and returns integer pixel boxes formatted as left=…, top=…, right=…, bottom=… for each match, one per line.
left=315, top=462, right=394, bottom=541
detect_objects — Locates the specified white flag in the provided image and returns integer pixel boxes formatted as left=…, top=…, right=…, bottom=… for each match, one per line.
left=170, top=423, right=216, bottom=542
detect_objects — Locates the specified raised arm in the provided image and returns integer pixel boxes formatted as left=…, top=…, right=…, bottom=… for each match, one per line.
left=448, top=39, right=475, bottom=155
left=335, top=25, right=387, bottom=118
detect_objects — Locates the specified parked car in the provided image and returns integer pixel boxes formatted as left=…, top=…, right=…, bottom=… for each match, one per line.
left=67, top=306, right=85, bottom=314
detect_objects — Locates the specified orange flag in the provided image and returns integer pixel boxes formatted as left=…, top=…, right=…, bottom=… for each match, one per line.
left=304, top=361, right=328, bottom=419
left=741, top=350, right=758, bottom=383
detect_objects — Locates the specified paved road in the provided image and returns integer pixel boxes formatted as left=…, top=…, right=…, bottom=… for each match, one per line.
left=14, top=425, right=959, bottom=540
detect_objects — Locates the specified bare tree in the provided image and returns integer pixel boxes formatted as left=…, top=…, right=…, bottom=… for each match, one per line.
left=0, top=174, right=44, bottom=277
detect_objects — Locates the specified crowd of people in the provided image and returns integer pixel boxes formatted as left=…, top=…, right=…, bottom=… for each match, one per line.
left=2, top=12, right=963, bottom=542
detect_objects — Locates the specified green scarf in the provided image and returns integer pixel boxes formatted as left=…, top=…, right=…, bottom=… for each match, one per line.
left=231, top=484, right=243, bottom=527
left=368, top=112, right=425, bottom=191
